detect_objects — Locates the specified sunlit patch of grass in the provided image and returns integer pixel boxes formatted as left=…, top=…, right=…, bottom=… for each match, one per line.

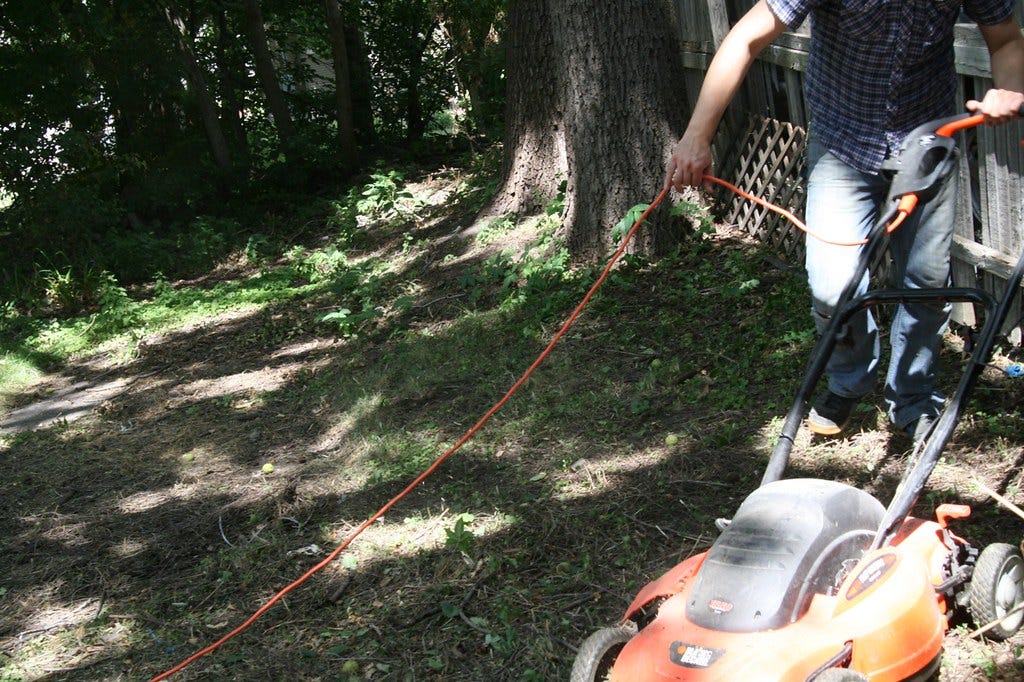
left=0, top=351, right=42, bottom=409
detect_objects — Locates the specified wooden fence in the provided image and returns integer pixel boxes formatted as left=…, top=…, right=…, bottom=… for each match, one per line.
left=676, top=0, right=1024, bottom=340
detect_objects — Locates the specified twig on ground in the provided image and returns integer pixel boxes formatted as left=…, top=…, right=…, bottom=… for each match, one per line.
left=622, top=511, right=674, bottom=539
left=413, top=293, right=466, bottom=309
left=975, top=480, right=1024, bottom=522
left=217, top=514, right=235, bottom=547
left=968, top=600, right=1024, bottom=639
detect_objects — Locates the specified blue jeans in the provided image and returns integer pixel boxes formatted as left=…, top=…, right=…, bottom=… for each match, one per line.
left=804, top=134, right=956, bottom=430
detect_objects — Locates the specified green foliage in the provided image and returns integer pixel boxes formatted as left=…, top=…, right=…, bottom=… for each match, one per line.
left=321, top=306, right=382, bottom=338
left=443, top=512, right=476, bottom=553
left=460, top=217, right=588, bottom=327
left=671, top=198, right=715, bottom=236
left=611, top=203, right=651, bottom=243
left=37, top=267, right=80, bottom=315
left=361, top=0, right=455, bottom=141
left=177, top=216, right=240, bottom=272
left=545, top=179, right=567, bottom=217
left=0, top=0, right=506, bottom=309
left=428, top=0, right=506, bottom=136
left=356, top=171, right=418, bottom=218
left=35, top=264, right=114, bottom=318
left=86, top=272, right=143, bottom=340
left=290, top=246, right=350, bottom=283
left=283, top=245, right=391, bottom=338
left=474, top=215, right=517, bottom=245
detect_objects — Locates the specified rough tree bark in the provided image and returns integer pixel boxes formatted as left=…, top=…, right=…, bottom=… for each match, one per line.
left=491, top=0, right=689, bottom=260
left=489, top=0, right=567, bottom=219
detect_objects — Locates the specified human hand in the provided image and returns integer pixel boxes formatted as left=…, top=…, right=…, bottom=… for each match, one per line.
left=664, top=132, right=714, bottom=192
left=966, top=89, right=1024, bottom=125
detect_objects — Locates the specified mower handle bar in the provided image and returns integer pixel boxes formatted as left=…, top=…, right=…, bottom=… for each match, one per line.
left=762, top=108, right=1023, bottom=492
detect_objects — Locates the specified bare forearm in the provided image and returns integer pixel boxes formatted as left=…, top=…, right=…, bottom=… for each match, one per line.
left=686, top=36, right=762, bottom=145
left=665, top=0, right=786, bottom=189
left=990, top=38, right=1024, bottom=94
left=970, top=19, right=1024, bottom=122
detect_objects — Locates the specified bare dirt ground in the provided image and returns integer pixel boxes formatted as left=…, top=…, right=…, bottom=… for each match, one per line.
left=2, top=175, right=1024, bottom=681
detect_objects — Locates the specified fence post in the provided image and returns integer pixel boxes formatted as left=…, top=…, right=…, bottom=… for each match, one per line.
left=707, top=0, right=730, bottom=48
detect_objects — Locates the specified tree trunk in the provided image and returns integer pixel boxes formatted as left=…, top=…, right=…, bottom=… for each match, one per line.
left=344, top=16, right=376, bottom=143
left=554, top=0, right=689, bottom=258
left=437, top=5, right=503, bottom=137
left=163, top=4, right=233, bottom=172
left=216, top=6, right=251, bottom=167
left=492, top=0, right=689, bottom=260
left=488, top=0, right=567, bottom=218
left=240, top=0, right=295, bottom=151
left=324, top=0, right=357, bottom=165
left=403, top=27, right=433, bottom=143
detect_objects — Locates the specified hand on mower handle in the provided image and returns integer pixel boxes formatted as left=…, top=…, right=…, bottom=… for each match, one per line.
left=965, top=89, right=1024, bottom=125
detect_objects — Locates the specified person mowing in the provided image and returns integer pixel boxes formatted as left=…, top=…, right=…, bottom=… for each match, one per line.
left=665, top=0, right=1024, bottom=442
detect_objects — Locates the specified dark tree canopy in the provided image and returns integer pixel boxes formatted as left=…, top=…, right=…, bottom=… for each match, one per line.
left=0, top=0, right=690, bottom=305
left=0, top=0, right=508, bottom=296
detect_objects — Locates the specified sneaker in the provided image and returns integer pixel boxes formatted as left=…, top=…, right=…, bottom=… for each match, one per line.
left=905, top=414, right=937, bottom=445
left=808, top=391, right=858, bottom=436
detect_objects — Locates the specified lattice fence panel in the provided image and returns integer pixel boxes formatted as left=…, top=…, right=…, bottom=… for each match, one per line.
left=718, top=115, right=808, bottom=261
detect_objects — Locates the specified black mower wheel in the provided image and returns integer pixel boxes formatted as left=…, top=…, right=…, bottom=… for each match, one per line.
left=969, top=542, right=1024, bottom=640
left=570, top=621, right=637, bottom=682
left=813, top=669, right=868, bottom=682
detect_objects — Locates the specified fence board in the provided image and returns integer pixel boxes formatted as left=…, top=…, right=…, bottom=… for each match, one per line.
left=721, top=116, right=807, bottom=257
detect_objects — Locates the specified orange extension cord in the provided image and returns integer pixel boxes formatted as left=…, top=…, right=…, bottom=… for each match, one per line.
left=704, top=175, right=917, bottom=244
left=149, top=177, right=912, bottom=680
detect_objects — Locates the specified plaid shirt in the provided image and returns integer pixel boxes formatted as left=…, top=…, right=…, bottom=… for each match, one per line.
left=766, top=0, right=1016, bottom=173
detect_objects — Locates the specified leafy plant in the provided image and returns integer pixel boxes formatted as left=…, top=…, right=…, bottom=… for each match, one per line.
left=356, top=171, right=420, bottom=218
left=474, top=215, right=517, bottom=245
left=672, top=198, right=714, bottom=236
left=38, top=267, right=79, bottom=313
left=545, top=179, right=567, bottom=216
left=177, top=216, right=238, bottom=271
left=610, top=203, right=650, bottom=243
left=292, top=246, right=349, bottom=284
left=87, top=271, right=142, bottom=339
left=321, top=306, right=381, bottom=338
left=444, top=512, right=476, bottom=553
left=461, top=220, right=587, bottom=326
left=243, top=233, right=273, bottom=264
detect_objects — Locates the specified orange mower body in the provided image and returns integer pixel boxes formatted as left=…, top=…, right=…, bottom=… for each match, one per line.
left=598, top=481, right=970, bottom=681
left=573, top=114, right=1024, bottom=682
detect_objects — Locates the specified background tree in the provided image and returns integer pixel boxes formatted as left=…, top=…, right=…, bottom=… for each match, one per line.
left=488, top=0, right=565, bottom=220
left=494, top=0, right=689, bottom=259
left=324, top=0, right=357, bottom=165
left=240, top=0, right=296, bottom=155
left=431, top=0, right=505, bottom=138
left=213, top=2, right=253, bottom=168
left=361, top=0, right=443, bottom=143
left=0, top=0, right=514, bottom=306
left=163, top=2, right=234, bottom=173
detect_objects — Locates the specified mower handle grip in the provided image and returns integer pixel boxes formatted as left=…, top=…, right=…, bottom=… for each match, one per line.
left=935, top=102, right=1024, bottom=137
left=935, top=113, right=985, bottom=137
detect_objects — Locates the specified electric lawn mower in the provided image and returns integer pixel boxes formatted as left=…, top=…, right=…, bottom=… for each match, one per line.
left=571, top=112, right=1024, bottom=681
